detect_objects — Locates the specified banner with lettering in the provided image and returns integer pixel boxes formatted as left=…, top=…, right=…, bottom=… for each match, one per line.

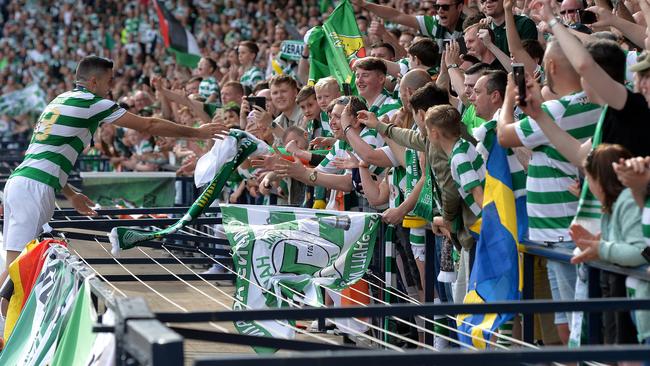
left=221, top=204, right=380, bottom=353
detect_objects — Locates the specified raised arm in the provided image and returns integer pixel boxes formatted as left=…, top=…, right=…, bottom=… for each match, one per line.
left=444, top=42, right=469, bottom=105
left=533, top=0, right=627, bottom=109
left=504, top=0, right=538, bottom=73
left=479, top=29, right=514, bottom=73
left=368, top=19, right=408, bottom=59
left=588, top=5, right=647, bottom=49
left=158, top=86, right=212, bottom=123
left=352, top=0, right=420, bottom=30
left=496, top=74, right=524, bottom=148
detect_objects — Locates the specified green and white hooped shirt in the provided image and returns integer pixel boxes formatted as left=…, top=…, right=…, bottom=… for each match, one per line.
left=449, top=138, right=486, bottom=217
left=513, top=91, right=602, bottom=242
left=317, top=127, right=385, bottom=176
left=367, top=89, right=401, bottom=119
left=240, top=66, right=265, bottom=91
left=11, top=87, right=126, bottom=190
left=198, top=76, right=221, bottom=106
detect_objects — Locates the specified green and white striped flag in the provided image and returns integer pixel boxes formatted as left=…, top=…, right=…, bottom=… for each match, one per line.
left=109, top=130, right=269, bottom=255
left=222, top=204, right=381, bottom=352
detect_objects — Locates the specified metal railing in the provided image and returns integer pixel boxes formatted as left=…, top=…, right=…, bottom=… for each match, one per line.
left=47, top=245, right=184, bottom=366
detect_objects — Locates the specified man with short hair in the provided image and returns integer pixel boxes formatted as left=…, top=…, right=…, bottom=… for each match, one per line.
left=497, top=39, right=603, bottom=345
left=469, top=70, right=507, bottom=123
left=353, top=0, right=465, bottom=52
left=463, top=24, right=501, bottom=70
left=354, top=57, right=401, bottom=118
left=482, top=0, right=537, bottom=54
left=269, top=75, right=303, bottom=138
left=221, top=81, right=245, bottom=106
left=370, top=42, right=396, bottom=61
left=560, top=0, right=591, bottom=34
left=397, top=38, right=441, bottom=77
left=0, top=55, right=227, bottom=287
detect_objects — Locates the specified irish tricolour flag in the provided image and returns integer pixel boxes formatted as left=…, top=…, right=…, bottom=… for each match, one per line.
left=153, top=0, right=201, bottom=68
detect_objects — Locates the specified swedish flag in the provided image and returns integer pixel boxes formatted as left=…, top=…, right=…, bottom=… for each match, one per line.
left=456, top=138, right=528, bottom=349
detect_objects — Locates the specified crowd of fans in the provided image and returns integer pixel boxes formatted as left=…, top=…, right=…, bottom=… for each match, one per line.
left=3, top=0, right=650, bottom=356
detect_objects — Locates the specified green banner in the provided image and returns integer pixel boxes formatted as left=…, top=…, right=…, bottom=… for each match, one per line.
left=222, top=204, right=380, bottom=353
left=0, top=246, right=77, bottom=366
left=81, top=172, right=176, bottom=207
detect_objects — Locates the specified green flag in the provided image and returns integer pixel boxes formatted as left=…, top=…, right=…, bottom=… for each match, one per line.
left=222, top=204, right=380, bottom=353
left=50, top=281, right=97, bottom=366
left=0, top=247, right=77, bottom=366
left=308, top=0, right=366, bottom=91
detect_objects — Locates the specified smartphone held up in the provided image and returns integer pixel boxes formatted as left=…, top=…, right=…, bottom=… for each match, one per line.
left=512, top=63, right=527, bottom=107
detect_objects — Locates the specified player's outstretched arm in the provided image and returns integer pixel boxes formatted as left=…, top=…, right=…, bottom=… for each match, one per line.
left=114, top=112, right=229, bottom=140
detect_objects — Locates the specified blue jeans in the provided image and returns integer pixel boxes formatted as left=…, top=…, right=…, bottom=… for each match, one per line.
left=545, top=241, right=578, bottom=324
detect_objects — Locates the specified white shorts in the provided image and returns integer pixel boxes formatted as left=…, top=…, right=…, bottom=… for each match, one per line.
left=2, top=176, right=55, bottom=252
left=411, top=245, right=426, bottom=262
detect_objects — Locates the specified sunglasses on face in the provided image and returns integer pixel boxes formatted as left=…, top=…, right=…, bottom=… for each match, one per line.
left=560, top=8, right=580, bottom=14
left=479, top=0, right=498, bottom=4
left=433, top=3, right=460, bottom=11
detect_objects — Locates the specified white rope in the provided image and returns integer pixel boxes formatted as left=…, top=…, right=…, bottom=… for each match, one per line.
left=198, top=251, right=403, bottom=352
left=91, top=239, right=229, bottom=332
left=314, top=282, right=475, bottom=350
left=158, top=245, right=338, bottom=346
left=94, top=238, right=187, bottom=312
left=366, top=272, right=538, bottom=349
left=277, top=281, right=444, bottom=351
left=70, top=247, right=127, bottom=298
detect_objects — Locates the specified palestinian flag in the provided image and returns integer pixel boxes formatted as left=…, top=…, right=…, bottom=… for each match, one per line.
left=153, top=0, right=201, bottom=68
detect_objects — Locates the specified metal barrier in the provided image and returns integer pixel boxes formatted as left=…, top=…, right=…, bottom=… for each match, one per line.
left=47, top=245, right=184, bottom=366
left=36, top=206, right=650, bottom=365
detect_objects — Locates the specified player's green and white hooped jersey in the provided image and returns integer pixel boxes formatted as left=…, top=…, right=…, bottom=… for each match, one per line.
left=11, top=87, right=126, bottom=190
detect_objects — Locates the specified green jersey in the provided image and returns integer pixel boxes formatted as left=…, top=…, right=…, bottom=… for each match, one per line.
left=240, top=66, right=264, bottom=91
left=449, top=138, right=485, bottom=217
left=11, top=87, right=126, bottom=190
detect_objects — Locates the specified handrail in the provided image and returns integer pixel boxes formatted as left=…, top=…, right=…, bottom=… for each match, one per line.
left=520, top=240, right=650, bottom=281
